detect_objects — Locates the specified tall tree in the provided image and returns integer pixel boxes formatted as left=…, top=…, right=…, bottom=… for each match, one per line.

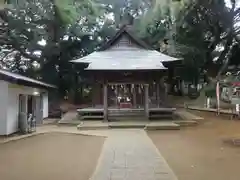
left=0, top=0, right=107, bottom=98
left=181, top=0, right=240, bottom=78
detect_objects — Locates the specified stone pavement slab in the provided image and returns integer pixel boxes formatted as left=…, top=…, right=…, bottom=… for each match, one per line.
left=58, top=111, right=79, bottom=125
left=187, top=105, right=239, bottom=115
left=77, top=120, right=196, bottom=130
left=176, top=109, right=204, bottom=120
left=90, top=130, right=178, bottom=180
left=146, top=122, right=180, bottom=130
left=0, top=126, right=109, bottom=144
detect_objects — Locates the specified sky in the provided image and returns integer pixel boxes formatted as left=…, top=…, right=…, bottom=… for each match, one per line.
left=225, top=0, right=240, bottom=8
left=225, top=0, right=240, bottom=28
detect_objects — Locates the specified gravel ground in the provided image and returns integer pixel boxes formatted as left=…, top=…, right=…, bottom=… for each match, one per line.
left=0, top=132, right=104, bottom=180
left=148, top=111, right=240, bottom=180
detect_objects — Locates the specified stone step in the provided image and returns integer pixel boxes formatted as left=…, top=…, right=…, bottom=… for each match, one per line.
left=149, top=114, right=174, bottom=119
left=79, top=115, right=104, bottom=120
left=77, top=121, right=181, bottom=130
left=176, top=110, right=204, bottom=120
left=174, top=120, right=198, bottom=127
left=109, top=122, right=146, bottom=129
left=108, top=116, right=147, bottom=121
left=108, top=112, right=145, bottom=116
left=77, top=122, right=109, bottom=130
left=58, top=120, right=80, bottom=126
left=145, top=122, right=180, bottom=130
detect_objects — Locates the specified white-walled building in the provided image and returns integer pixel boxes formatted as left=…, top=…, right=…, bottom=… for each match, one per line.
left=0, top=69, right=56, bottom=135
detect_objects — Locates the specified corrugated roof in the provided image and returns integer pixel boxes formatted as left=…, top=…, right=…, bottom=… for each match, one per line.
left=0, top=69, right=57, bottom=88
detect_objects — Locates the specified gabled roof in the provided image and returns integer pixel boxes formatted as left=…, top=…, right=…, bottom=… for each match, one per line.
left=99, top=25, right=153, bottom=51
left=0, top=69, right=57, bottom=89
left=71, top=25, right=180, bottom=70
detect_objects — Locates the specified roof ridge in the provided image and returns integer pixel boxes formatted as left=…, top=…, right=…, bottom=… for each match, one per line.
left=98, top=25, right=152, bottom=51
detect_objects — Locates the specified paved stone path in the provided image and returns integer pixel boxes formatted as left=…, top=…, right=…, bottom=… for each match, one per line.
left=0, top=126, right=178, bottom=180
left=90, top=129, right=178, bottom=180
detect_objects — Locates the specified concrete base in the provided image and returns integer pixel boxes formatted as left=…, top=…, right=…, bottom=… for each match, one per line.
left=77, top=121, right=185, bottom=130
left=174, top=120, right=199, bottom=127
left=63, top=109, right=201, bottom=130
left=145, top=122, right=180, bottom=130
left=109, top=122, right=147, bottom=129
left=175, top=109, right=204, bottom=121
left=77, top=121, right=109, bottom=130
left=58, top=120, right=81, bottom=126
left=187, top=106, right=235, bottom=115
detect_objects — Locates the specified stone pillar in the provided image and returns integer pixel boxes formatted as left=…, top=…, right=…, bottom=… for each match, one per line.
left=144, top=84, right=149, bottom=119
left=103, top=83, right=108, bottom=121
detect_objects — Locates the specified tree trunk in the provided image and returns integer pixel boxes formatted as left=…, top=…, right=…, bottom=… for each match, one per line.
left=216, top=36, right=234, bottom=78
left=216, top=0, right=236, bottom=79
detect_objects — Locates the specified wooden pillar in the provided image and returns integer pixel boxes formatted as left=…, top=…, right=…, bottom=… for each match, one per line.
left=115, top=85, right=118, bottom=107
left=133, top=84, right=137, bottom=108
left=168, top=67, right=174, bottom=94
left=92, top=83, right=97, bottom=106
left=144, top=84, right=149, bottom=119
left=103, top=83, right=108, bottom=121
left=156, top=82, right=160, bottom=107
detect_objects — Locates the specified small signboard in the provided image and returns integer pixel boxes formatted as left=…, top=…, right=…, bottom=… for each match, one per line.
left=231, top=87, right=240, bottom=104
left=231, top=98, right=240, bottom=105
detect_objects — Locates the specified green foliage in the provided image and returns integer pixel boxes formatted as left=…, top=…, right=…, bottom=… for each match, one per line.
left=0, top=0, right=107, bottom=97
left=153, top=0, right=193, bottom=17
left=135, top=7, right=167, bottom=48
left=204, top=83, right=216, bottom=97
left=1, top=0, right=240, bottom=101
left=54, top=0, right=104, bottom=25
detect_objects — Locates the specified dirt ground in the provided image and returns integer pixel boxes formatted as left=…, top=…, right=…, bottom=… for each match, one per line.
left=148, top=111, right=240, bottom=180
left=0, top=132, right=104, bottom=180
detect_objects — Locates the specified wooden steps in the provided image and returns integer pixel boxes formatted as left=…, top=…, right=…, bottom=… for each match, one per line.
left=77, top=107, right=176, bottom=120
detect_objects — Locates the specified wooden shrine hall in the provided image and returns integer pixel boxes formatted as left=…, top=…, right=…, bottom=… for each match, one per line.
left=71, top=25, right=181, bottom=121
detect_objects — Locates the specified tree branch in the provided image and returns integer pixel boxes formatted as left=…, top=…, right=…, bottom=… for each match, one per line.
left=0, top=49, right=15, bottom=61
left=216, top=0, right=236, bottom=78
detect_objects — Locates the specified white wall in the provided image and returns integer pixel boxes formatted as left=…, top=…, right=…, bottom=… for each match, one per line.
left=7, top=88, right=19, bottom=135
left=0, top=81, right=8, bottom=135
left=0, top=0, right=5, bottom=9
left=6, top=83, right=47, bottom=135
left=43, top=92, right=48, bottom=118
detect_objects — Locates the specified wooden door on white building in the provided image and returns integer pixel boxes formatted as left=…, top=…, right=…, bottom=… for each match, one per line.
left=19, top=94, right=28, bottom=130
left=34, top=95, right=43, bottom=125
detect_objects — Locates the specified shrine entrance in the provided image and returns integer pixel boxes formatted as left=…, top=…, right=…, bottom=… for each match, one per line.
left=104, top=82, right=170, bottom=121
left=108, top=83, right=144, bottom=109
left=72, top=25, right=180, bottom=121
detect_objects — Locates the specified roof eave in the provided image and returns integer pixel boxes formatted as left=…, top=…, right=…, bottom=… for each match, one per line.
left=0, top=70, right=57, bottom=89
